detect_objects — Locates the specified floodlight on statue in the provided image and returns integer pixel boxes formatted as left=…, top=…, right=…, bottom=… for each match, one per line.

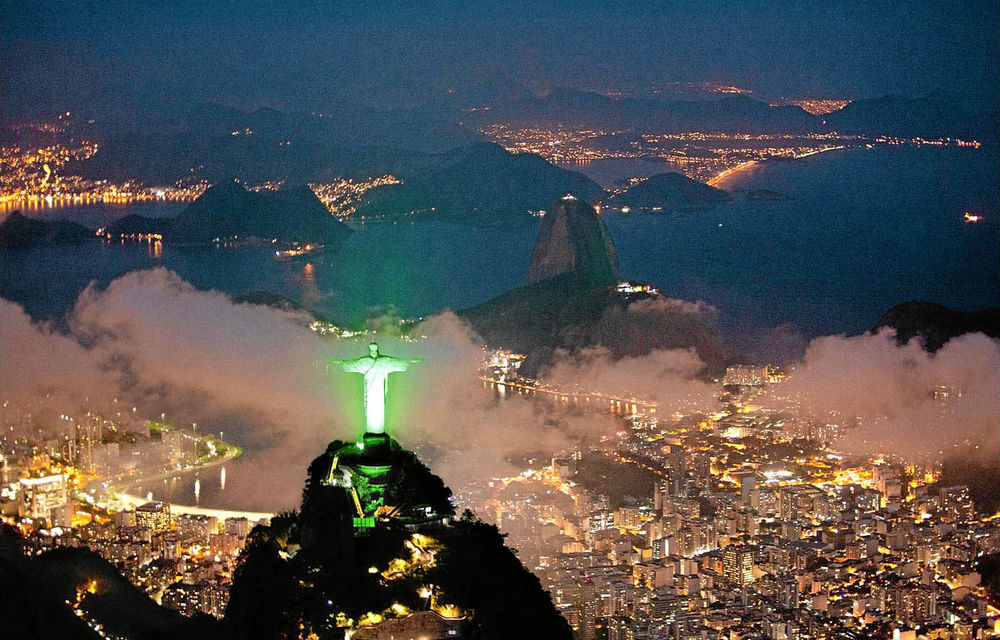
left=330, top=342, right=422, bottom=436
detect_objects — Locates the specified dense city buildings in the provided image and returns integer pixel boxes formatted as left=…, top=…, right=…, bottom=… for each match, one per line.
left=462, top=350, right=1000, bottom=640
left=0, top=401, right=257, bottom=618
left=3, top=331, right=996, bottom=637
left=724, top=365, right=770, bottom=388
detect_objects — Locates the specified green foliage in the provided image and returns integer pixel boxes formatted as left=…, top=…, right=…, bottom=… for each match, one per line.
left=935, top=454, right=1000, bottom=514
left=576, top=454, right=660, bottom=509
left=975, top=552, right=1000, bottom=602
left=352, top=472, right=383, bottom=513
left=426, top=519, right=574, bottom=640
left=224, top=439, right=568, bottom=638
left=226, top=529, right=297, bottom=639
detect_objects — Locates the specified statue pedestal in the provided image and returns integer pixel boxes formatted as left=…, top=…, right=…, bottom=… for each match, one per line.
left=356, top=433, right=395, bottom=479
left=318, top=433, right=453, bottom=533
left=360, top=432, right=392, bottom=455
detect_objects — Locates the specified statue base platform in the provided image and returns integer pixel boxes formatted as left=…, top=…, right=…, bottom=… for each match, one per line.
left=359, top=432, right=392, bottom=456
left=319, top=433, right=452, bottom=531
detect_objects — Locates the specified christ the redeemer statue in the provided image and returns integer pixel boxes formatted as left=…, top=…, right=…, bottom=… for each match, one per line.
left=330, top=342, right=422, bottom=435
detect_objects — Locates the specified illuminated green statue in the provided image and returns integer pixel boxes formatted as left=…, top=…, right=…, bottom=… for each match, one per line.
left=330, top=342, right=422, bottom=435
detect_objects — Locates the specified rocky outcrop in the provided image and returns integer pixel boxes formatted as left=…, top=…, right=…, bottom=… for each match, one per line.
left=460, top=271, right=728, bottom=377
left=527, top=195, right=620, bottom=286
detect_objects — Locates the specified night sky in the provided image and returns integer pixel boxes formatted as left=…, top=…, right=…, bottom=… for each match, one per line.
left=4, top=0, right=998, bottom=118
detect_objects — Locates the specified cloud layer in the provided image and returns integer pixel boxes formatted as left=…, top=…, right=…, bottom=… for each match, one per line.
left=771, top=331, right=999, bottom=458
left=0, top=270, right=628, bottom=508
left=2, top=269, right=997, bottom=510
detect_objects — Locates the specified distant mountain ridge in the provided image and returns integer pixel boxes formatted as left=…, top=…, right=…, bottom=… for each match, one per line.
left=825, top=91, right=998, bottom=139
left=67, top=102, right=465, bottom=184
left=355, top=142, right=605, bottom=226
left=470, top=89, right=817, bottom=134
left=49, top=87, right=999, bottom=190
left=466, top=88, right=998, bottom=141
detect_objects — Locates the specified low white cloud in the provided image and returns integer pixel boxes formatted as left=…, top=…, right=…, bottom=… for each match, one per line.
left=773, top=331, right=1000, bottom=458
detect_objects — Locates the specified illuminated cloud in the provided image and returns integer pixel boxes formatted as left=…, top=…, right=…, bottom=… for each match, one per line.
left=3, top=269, right=996, bottom=510
left=0, top=270, right=622, bottom=506
left=774, top=330, right=1000, bottom=457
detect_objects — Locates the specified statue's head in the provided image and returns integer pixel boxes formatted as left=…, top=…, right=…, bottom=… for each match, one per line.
left=368, top=342, right=380, bottom=358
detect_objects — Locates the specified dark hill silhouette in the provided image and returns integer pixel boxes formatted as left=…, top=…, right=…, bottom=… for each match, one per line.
left=462, top=196, right=727, bottom=376
left=104, top=212, right=174, bottom=236
left=105, top=181, right=353, bottom=246
left=356, top=142, right=605, bottom=226
left=425, top=512, right=573, bottom=639
left=528, top=195, right=620, bottom=285
left=225, top=437, right=572, bottom=640
left=170, top=181, right=353, bottom=244
left=460, top=271, right=728, bottom=377
left=0, top=435, right=571, bottom=640
left=0, top=211, right=94, bottom=249
left=0, top=524, right=214, bottom=639
left=933, top=452, right=1000, bottom=516
left=874, top=301, right=1000, bottom=351
left=605, top=172, right=731, bottom=210
left=0, top=525, right=101, bottom=639
left=33, top=547, right=216, bottom=639
left=470, top=88, right=997, bottom=140
left=662, top=95, right=816, bottom=133
left=233, top=290, right=311, bottom=314
left=825, top=92, right=999, bottom=140
left=67, top=102, right=459, bottom=184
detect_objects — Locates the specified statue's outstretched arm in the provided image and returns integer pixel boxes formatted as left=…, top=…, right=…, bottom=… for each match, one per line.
left=330, top=358, right=367, bottom=372
left=408, top=358, right=424, bottom=363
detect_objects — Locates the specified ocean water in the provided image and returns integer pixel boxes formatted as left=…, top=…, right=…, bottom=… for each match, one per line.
left=2, top=146, right=996, bottom=338
left=606, top=146, right=999, bottom=339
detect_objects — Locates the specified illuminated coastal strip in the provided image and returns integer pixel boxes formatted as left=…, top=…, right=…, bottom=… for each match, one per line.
left=707, top=160, right=758, bottom=187
left=116, top=491, right=274, bottom=523
left=707, top=145, right=845, bottom=187
left=481, top=375, right=658, bottom=414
